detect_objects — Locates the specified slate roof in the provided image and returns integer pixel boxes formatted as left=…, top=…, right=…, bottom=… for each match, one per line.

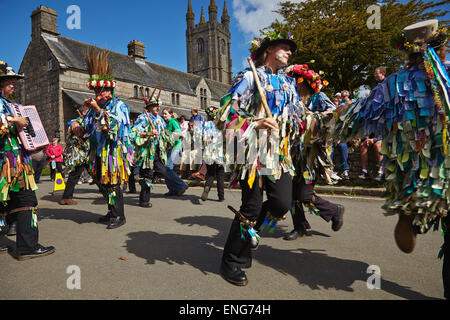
left=43, top=35, right=229, bottom=101
left=62, top=89, right=204, bottom=120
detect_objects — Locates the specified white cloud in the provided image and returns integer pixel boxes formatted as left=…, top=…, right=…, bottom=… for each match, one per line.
left=232, top=0, right=304, bottom=38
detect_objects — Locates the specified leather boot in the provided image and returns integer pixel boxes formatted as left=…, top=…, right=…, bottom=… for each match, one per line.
left=220, top=263, right=248, bottom=286
left=201, top=186, right=210, bottom=202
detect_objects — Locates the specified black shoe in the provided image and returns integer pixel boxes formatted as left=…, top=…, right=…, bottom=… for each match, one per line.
left=220, top=264, right=248, bottom=286
left=0, top=244, right=9, bottom=254
left=283, top=229, right=311, bottom=241
left=7, top=222, right=17, bottom=236
left=139, top=202, right=152, bottom=208
left=164, top=191, right=176, bottom=196
left=201, top=187, right=210, bottom=201
left=107, top=216, right=126, bottom=229
left=175, top=186, right=189, bottom=196
left=98, top=213, right=111, bottom=223
left=17, top=244, right=55, bottom=261
left=332, top=205, right=345, bottom=231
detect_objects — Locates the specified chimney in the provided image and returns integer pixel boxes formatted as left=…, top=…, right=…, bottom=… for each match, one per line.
left=127, top=40, right=146, bottom=60
left=31, top=5, right=59, bottom=41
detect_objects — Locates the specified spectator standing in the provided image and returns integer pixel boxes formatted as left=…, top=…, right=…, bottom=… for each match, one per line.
left=46, top=138, right=64, bottom=181
left=358, top=66, right=387, bottom=181
left=179, top=115, right=189, bottom=135
left=190, top=107, right=205, bottom=124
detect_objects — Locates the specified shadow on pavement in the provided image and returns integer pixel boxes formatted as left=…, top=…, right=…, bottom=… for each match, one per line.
left=38, top=208, right=106, bottom=224
left=125, top=215, right=439, bottom=300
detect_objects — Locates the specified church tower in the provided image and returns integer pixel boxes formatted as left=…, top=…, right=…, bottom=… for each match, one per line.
left=186, top=0, right=232, bottom=84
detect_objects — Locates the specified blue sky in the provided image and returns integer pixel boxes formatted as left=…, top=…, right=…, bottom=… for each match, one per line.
left=0, top=0, right=448, bottom=79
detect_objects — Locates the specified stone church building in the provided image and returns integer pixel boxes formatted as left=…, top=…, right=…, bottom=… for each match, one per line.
left=17, top=2, right=232, bottom=144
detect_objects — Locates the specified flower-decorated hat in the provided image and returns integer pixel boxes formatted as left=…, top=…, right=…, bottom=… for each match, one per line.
left=84, top=47, right=116, bottom=90
left=250, top=23, right=297, bottom=61
left=205, top=106, right=218, bottom=119
left=144, top=84, right=162, bottom=108
left=391, top=19, right=449, bottom=53
left=0, top=61, right=24, bottom=80
left=285, top=64, right=329, bottom=93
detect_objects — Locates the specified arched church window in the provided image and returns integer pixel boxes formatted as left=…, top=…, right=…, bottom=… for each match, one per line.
left=134, top=85, right=138, bottom=98
left=198, top=38, right=205, bottom=54
left=221, top=39, right=226, bottom=55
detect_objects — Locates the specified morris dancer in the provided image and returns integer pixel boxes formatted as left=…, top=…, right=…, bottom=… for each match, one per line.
left=59, top=105, right=91, bottom=205
left=217, top=24, right=303, bottom=286
left=70, top=47, right=133, bottom=229
left=282, top=64, right=344, bottom=241
left=161, top=107, right=189, bottom=197
left=335, top=20, right=449, bottom=298
left=201, top=106, right=225, bottom=202
left=0, top=61, right=55, bottom=259
left=130, top=89, right=175, bottom=208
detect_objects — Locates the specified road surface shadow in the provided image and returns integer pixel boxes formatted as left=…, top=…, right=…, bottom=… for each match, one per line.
left=125, top=215, right=440, bottom=300
left=38, top=207, right=106, bottom=224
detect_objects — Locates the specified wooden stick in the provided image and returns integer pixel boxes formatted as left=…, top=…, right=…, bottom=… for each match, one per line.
left=227, top=205, right=246, bottom=221
left=247, top=57, right=272, bottom=119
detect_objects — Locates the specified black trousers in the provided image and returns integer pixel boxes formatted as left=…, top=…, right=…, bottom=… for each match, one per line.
left=290, top=177, right=339, bottom=230
left=139, top=152, right=167, bottom=204
left=32, top=158, right=46, bottom=183
left=95, top=157, right=124, bottom=218
left=62, top=164, right=93, bottom=199
left=443, top=215, right=450, bottom=299
left=128, top=166, right=137, bottom=192
left=6, top=189, right=39, bottom=253
left=205, top=164, right=225, bottom=200
left=222, top=172, right=292, bottom=269
left=50, top=162, right=64, bottom=181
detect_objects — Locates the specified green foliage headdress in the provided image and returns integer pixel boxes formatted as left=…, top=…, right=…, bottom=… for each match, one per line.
left=249, top=23, right=297, bottom=61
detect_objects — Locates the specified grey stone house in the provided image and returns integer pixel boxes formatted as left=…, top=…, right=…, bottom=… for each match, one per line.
left=17, top=4, right=231, bottom=144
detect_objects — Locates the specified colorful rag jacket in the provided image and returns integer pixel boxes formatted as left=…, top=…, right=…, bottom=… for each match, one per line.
left=335, top=47, right=450, bottom=233
left=0, top=96, right=37, bottom=203
left=294, top=91, right=339, bottom=185
left=202, top=120, right=224, bottom=165
left=64, top=117, right=90, bottom=175
left=218, top=65, right=303, bottom=188
left=130, top=112, right=175, bottom=169
left=74, top=97, right=133, bottom=187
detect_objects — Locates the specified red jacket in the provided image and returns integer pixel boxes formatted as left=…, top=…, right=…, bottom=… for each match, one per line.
left=46, top=144, right=63, bottom=163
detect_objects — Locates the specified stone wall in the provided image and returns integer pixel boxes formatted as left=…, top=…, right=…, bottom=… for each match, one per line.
left=18, top=35, right=61, bottom=143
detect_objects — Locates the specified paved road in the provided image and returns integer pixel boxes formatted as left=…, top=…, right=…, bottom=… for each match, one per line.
left=0, top=177, right=445, bottom=300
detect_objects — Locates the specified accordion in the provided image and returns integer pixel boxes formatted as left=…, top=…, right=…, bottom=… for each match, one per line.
left=8, top=103, right=49, bottom=151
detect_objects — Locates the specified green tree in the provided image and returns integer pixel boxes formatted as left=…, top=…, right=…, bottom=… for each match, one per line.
left=274, top=0, right=448, bottom=95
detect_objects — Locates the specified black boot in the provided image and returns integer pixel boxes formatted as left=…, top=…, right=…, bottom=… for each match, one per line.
left=220, top=263, right=248, bottom=286
left=283, top=228, right=312, bottom=241
left=107, top=216, right=126, bottom=229
left=0, top=240, right=8, bottom=254
left=139, top=202, right=152, bottom=208
left=17, top=244, right=55, bottom=261
left=201, top=186, right=210, bottom=201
